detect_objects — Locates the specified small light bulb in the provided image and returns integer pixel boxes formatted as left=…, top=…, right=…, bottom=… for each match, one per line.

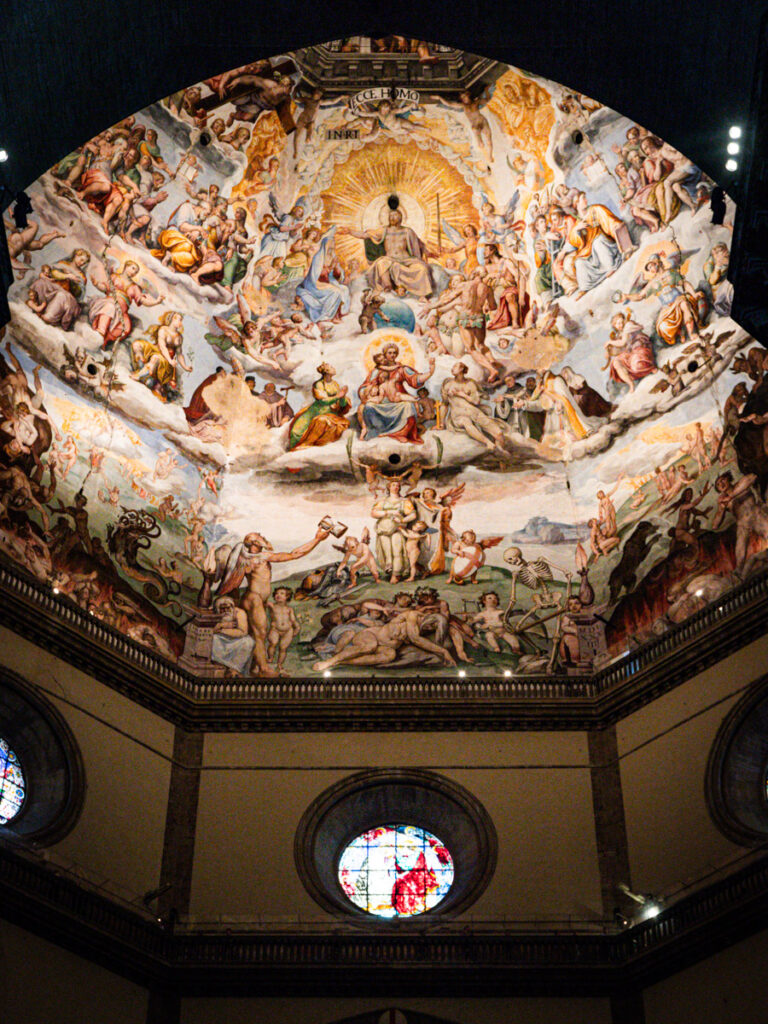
left=727, top=141, right=740, bottom=155
left=645, top=903, right=660, bottom=919
left=729, top=125, right=742, bottom=139
left=323, top=669, right=331, bottom=678
left=503, top=669, right=512, bottom=678
left=725, top=159, right=738, bottom=172
left=0, top=149, right=8, bottom=163
left=52, top=586, right=59, bottom=594
left=458, top=669, right=466, bottom=678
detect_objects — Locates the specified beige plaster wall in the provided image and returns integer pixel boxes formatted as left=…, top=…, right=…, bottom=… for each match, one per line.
left=644, top=925, right=768, bottom=1024
left=617, top=634, right=768, bottom=900
left=0, top=626, right=173, bottom=903
left=191, top=730, right=601, bottom=923
left=0, top=919, right=148, bottom=1024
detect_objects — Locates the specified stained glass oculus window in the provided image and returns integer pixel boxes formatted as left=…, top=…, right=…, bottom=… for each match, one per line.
left=338, top=824, right=454, bottom=918
left=0, top=737, right=26, bottom=824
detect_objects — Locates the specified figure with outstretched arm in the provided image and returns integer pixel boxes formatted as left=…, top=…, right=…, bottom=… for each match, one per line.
left=215, top=527, right=330, bottom=676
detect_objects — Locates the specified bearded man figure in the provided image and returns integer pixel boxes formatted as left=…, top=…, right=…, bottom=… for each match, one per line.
left=340, top=209, right=435, bottom=297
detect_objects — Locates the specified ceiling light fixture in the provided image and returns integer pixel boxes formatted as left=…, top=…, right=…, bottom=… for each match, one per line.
left=725, top=158, right=738, bottom=172
left=729, top=125, right=742, bottom=139
left=0, top=149, right=8, bottom=163
left=727, top=141, right=740, bottom=155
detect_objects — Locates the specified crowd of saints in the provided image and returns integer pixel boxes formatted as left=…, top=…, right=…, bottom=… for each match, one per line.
left=1, top=39, right=765, bottom=680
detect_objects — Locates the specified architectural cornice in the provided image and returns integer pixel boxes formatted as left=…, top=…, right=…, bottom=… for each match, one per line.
left=1, top=842, right=768, bottom=997
left=1, top=562, right=767, bottom=730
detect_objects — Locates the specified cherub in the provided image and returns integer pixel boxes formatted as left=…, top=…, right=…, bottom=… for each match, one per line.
left=448, top=530, right=502, bottom=585
left=418, top=310, right=450, bottom=355
left=470, top=591, right=522, bottom=652
left=359, top=289, right=388, bottom=334
left=267, top=586, right=300, bottom=673
left=400, top=520, right=430, bottom=581
left=97, top=484, right=121, bottom=506
left=334, top=527, right=380, bottom=587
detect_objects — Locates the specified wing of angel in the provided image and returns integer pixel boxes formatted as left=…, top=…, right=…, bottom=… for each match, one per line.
left=229, top=354, right=245, bottom=378
left=440, top=483, right=465, bottom=506
left=649, top=379, right=670, bottom=394
left=267, top=191, right=281, bottom=220
left=360, top=526, right=370, bottom=546
left=440, top=219, right=463, bottom=248
left=364, top=465, right=379, bottom=488
left=479, top=536, right=503, bottom=550
left=503, top=191, right=520, bottom=219
left=212, top=316, right=243, bottom=347
left=216, top=542, right=248, bottom=595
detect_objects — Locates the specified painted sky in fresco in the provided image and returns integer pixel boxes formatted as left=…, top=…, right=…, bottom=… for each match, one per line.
left=2, top=36, right=765, bottom=682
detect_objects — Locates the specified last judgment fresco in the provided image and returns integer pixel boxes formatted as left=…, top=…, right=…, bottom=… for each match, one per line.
left=1, top=36, right=765, bottom=680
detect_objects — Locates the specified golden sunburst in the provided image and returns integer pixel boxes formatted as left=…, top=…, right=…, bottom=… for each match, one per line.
left=320, top=139, right=477, bottom=271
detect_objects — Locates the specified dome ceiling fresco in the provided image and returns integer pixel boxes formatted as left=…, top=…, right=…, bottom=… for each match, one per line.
left=1, top=36, right=764, bottom=681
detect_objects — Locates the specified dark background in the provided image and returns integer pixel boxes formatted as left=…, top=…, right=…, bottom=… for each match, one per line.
left=0, top=0, right=765, bottom=191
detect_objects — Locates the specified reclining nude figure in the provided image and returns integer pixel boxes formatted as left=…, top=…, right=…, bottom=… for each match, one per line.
left=313, top=605, right=456, bottom=672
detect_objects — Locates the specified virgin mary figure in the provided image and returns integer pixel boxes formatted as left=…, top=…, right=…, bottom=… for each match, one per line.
left=295, top=226, right=351, bottom=323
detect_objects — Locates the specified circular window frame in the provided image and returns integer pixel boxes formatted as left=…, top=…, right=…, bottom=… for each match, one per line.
left=295, top=769, right=497, bottom=925
left=0, top=668, right=85, bottom=846
left=706, top=674, right=768, bottom=847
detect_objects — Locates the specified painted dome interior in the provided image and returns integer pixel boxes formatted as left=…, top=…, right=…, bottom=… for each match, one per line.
left=1, top=36, right=763, bottom=682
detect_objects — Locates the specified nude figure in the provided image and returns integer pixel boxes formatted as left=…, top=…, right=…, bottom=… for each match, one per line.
left=335, top=527, right=380, bottom=587
left=217, top=527, right=329, bottom=676
left=470, top=591, right=521, bottom=653
left=267, top=586, right=300, bottom=673
left=313, top=604, right=456, bottom=672
left=433, top=89, right=494, bottom=163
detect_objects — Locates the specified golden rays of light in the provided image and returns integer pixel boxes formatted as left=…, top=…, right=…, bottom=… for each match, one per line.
left=487, top=70, right=556, bottom=183
left=319, top=139, right=477, bottom=271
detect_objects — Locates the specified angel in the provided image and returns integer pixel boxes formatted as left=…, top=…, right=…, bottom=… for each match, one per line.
left=502, top=546, right=572, bottom=610
left=292, top=87, right=324, bottom=158
left=406, top=482, right=465, bottom=576
left=257, top=194, right=309, bottom=260
left=334, top=527, right=380, bottom=587
left=431, top=88, right=494, bottom=163
left=344, top=97, right=430, bottom=140
left=448, top=529, right=502, bottom=585
left=210, top=295, right=291, bottom=373
left=88, top=257, right=162, bottom=348
left=200, top=465, right=223, bottom=496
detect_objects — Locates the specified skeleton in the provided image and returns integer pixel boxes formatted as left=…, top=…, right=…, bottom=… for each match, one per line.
left=503, top=546, right=572, bottom=610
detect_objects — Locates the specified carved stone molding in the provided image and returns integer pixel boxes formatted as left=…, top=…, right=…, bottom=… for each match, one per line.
left=1, top=562, right=767, bottom=731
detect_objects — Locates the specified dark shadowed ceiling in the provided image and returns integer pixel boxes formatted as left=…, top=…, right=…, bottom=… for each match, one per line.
left=0, top=0, right=765, bottom=193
